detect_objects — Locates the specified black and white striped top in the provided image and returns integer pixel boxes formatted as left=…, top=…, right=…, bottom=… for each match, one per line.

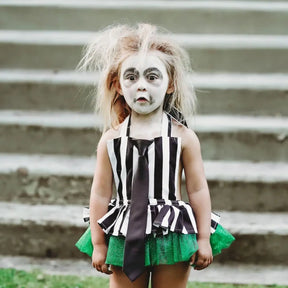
left=97, top=113, right=220, bottom=237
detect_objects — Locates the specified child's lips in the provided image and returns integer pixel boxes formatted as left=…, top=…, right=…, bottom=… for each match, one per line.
left=136, top=97, right=149, bottom=102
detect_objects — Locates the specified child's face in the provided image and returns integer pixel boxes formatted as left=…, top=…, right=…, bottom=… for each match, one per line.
left=118, top=52, right=172, bottom=115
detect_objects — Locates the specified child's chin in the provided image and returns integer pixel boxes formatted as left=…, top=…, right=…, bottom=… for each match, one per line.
left=133, top=105, right=154, bottom=115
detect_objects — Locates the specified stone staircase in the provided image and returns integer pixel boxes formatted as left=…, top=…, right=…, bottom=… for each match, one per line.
left=0, top=0, right=288, bottom=285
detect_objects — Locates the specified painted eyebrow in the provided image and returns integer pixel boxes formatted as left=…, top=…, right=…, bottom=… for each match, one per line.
left=123, top=68, right=139, bottom=76
left=144, top=67, right=163, bottom=77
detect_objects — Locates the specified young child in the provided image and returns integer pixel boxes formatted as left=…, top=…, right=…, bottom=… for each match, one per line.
left=76, top=23, right=234, bottom=288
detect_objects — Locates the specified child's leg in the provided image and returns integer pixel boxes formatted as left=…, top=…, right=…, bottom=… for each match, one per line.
left=109, top=265, right=150, bottom=288
left=151, top=262, right=191, bottom=288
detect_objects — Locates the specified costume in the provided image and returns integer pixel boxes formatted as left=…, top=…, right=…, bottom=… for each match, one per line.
left=76, top=113, right=234, bottom=276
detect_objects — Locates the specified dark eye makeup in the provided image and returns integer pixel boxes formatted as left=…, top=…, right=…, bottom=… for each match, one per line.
left=123, top=68, right=139, bottom=80
left=144, top=68, right=163, bottom=80
left=123, top=67, right=163, bottom=81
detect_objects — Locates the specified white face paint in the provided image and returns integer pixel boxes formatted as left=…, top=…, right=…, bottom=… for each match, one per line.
left=119, top=52, right=170, bottom=115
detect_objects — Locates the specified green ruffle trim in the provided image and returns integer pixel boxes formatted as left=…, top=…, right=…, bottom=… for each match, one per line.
left=211, top=224, right=235, bottom=256
left=106, top=232, right=198, bottom=267
left=75, top=224, right=235, bottom=266
left=75, top=226, right=94, bottom=257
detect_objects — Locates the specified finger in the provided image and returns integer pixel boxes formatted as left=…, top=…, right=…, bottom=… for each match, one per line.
left=194, top=264, right=204, bottom=270
left=102, top=264, right=113, bottom=275
left=189, top=253, right=196, bottom=265
left=92, top=261, right=98, bottom=270
left=205, top=256, right=213, bottom=267
left=194, top=257, right=205, bottom=269
left=194, top=256, right=208, bottom=270
left=195, top=259, right=210, bottom=270
left=96, top=264, right=102, bottom=272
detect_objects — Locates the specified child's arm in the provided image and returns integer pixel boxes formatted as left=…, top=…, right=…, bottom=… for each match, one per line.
left=181, top=127, right=213, bottom=270
left=89, top=132, right=114, bottom=274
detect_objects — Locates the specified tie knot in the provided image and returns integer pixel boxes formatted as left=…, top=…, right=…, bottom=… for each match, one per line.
left=133, top=139, right=152, bottom=157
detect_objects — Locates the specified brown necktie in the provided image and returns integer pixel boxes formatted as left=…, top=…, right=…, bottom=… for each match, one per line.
left=123, top=139, right=152, bottom=281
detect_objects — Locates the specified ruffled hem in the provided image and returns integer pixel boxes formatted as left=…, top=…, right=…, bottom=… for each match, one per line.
left=93, top=198, right=220, bottom=237
left=75, top=224, right=235, bottom=266
left=107, top=232, right=198, bottom=267
left=210, top=224, right=235, bottom=256
left=75, top=226, right=93, bottom=257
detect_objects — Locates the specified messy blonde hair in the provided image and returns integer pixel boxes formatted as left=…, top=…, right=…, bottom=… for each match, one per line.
left=77, top=23, right=196, bottom=131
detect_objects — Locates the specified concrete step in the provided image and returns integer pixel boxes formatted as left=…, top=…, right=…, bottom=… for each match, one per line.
left=1, top=70, right=288, bottom=117
left=0, top=110, right=287, bottom=162
left=0, top=70, right=93, bottom=112
left=1, top=31, right=288, bottom=72
left=1, top=1, right=288, bottom=34
left=0, top=153, right=287, bottom=212
left=1, top=256, right=288, bottom=285
left=0, top=201, right=287, bottom=265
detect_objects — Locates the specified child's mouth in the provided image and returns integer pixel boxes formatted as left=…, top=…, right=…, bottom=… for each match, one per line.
left=136, top=97, right=149, bottom=102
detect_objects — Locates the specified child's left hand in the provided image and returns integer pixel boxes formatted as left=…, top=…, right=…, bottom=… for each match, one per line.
left=190, top=238, right=213, bottom=270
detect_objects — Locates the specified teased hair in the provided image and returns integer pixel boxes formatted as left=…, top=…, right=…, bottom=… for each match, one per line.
left=77, top=23, right=197, bottom=131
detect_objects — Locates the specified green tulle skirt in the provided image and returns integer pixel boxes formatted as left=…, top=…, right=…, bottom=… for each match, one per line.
left=76, top=224, right=235, bottom=267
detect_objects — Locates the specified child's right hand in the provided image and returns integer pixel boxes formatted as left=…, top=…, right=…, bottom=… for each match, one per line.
left=92, top=243, right=113, bottom=275
left=190, top=238, right=213, bottom=270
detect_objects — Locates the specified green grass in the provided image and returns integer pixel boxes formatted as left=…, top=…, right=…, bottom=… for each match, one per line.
left=0, top=269, right=287, bottom=288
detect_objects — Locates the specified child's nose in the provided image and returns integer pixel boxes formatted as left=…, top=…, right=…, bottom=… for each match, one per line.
left=137, top=78, right=147, bottom=91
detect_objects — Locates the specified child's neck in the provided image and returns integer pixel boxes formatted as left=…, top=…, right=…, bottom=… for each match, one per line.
left=129, top=108, right=164, bottom=139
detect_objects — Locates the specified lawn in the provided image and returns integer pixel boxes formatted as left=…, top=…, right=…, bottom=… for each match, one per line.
left=0, top=269, right=286, bottom=288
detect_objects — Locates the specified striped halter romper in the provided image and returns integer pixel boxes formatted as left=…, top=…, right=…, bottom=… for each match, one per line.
left=97, top=112, right=219, bottom=279
left=98, top=112, right=201, bottom=236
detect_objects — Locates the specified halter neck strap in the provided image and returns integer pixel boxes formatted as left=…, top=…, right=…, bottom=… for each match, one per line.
left=120, top=113, right=172, bottom=138
left=120, top=116, right=130, bottom=137
left=162, top=112, right=171, bottom=137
